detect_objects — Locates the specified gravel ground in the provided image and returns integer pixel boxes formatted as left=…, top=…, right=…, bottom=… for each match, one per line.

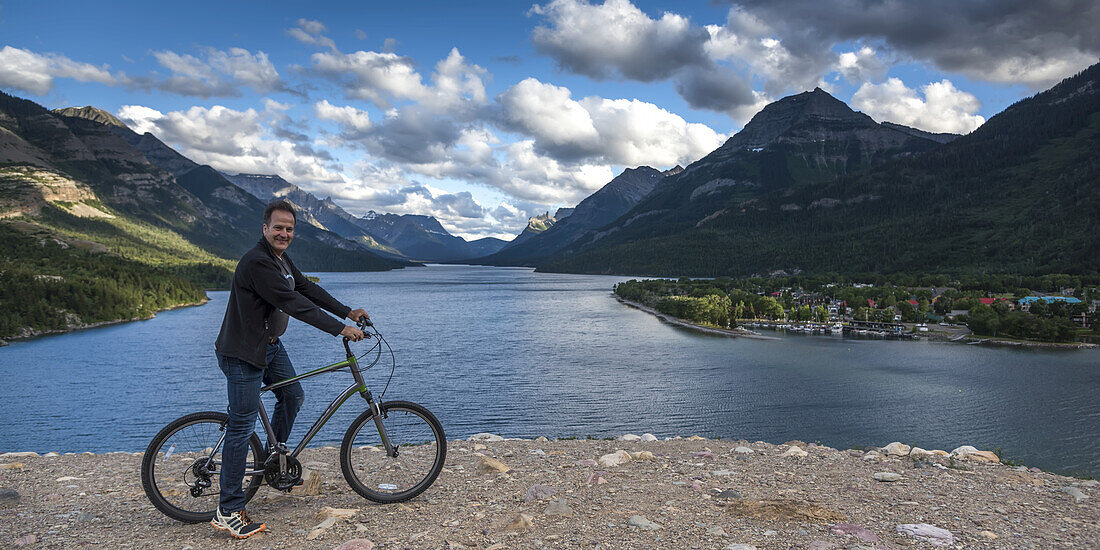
left=1, top=437, right=1097, bottom=549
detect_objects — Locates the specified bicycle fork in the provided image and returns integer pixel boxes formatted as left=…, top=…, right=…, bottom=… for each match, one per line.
left=362, top=391, right=398, bottom=458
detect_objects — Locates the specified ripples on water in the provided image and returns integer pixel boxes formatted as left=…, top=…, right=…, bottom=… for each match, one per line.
left=1, top=265, right=1098, bottom=477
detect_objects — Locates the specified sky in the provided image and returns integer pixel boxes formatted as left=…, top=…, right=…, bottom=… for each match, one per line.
left=2, top=0, right=1097, bottom=240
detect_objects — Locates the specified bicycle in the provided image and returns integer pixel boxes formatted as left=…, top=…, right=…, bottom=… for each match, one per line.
left=141, top=318, right=447, bottom=523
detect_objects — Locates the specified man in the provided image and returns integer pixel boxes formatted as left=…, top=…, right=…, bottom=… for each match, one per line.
left=211, top=200, right=368, bottom=539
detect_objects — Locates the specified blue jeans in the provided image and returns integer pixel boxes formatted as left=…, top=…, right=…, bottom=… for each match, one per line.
left=217, top=340, right=305, bottom=512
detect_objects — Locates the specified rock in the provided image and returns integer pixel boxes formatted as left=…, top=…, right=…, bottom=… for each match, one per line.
left=979, top=530, right=998, bottom=540
left=1061, top=486, right=1088, bottom=502
left=14, top=534, right=37, bottom=546
left=0, top=488, right=19, bottom=509
left=530, top=449, right=545, bottom=456
left=968, top=450, right=1001, bottom=463
left=56, top=476, right=80, bottom=482
left=544, top=498, right=574, bottom=517
left=472, top=443, right=487, bottom=451
left=1, top=452, right=38, bottom=459
left=931, top=449, right=949, bottom=456
left=619, top=434, right=641, bottom=441
left=714, top=489, right=742, bottom=500
left=763, top=529, right=777, bottom=536
left=631, top=451, right=656, bottom=461
left=733, top=446, right=754, bottom=454
left=0, top=463, right=26, bottom=471
left=950, top=445, right=999, bottom=461
left=687, top=435, right=706, bottom=440
left=711, top=470, right=735, bottom=476
left=807, top=542, right=839, bottom=550
left=692, top=451, right=715, bottom=459
left=724, top=544, right=757, bottom=550
left=586, top=473, right=608, bottom=485
left=524, top=484, right=557, bottom=501
left=828, top=523, right=880, bottom=543
left=706, top=526, right=728, bottom=537
left=575, top=459, right=597, bottom=467
left=74, top=511, right=95, bottom=521
left=598, top=450, right=632, bottom=467
left=909, top=447, right=933, bottom=459
left=43, top=452, right=59, bottom=458
left=334, top=539, right=376, bottom=550
left=640, top=433, right=658, bottom=442
left=476, top=456, right=511, bottom=474
left=469, top=433, right=505, bottom=442
left=291, top=469, right=323, bottom=496
left=883, top=442, right=911, bottom=456
left=627, top=515, right=663, bottom=530
left=862, top=451, right=882, bottom=461
left=535, top=436, right=549, bottom=442
left=873, top=472, right=902, bottom=482
left=307, top=517, right=343, bottom=540
left=782, top=447, right=808, bottom=458
left=692, top=480, right=704, bottom=492
left=896, top=523, right=954, bottom=546
left=503, top=513, right=534, bottom=532
left=314, top=507, right=359, bottom=520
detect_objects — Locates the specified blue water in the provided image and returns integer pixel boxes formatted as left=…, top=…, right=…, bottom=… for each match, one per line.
left=1, top=265, right=1098, bottom=476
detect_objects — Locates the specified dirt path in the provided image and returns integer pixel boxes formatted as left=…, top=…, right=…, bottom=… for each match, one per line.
left=1, top=437, right=1096, bottom=549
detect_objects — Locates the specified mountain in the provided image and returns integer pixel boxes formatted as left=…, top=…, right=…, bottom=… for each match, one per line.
left=352, top=211, right=478, bottom=262
left=223, top=172, right=488, bottom=262
left=0, top=93, right=406, bottom=340
left=467, top=237, right=508, bottom=257
left=540, top=69, right=1100, bottom=276
left=221, top=173, right=404, bottom=259
left=880, top=122, right=959, bottom=144
left=498, top=211, right=559, bottom=252
left=479, top=165, right=676, bottom=265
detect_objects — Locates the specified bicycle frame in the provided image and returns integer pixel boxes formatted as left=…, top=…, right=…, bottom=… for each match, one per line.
left=204, top=338, right=396, bottom=477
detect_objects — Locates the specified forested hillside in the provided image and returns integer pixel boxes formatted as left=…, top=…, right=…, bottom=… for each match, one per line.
left=541, top=64, right=1100, bottom=277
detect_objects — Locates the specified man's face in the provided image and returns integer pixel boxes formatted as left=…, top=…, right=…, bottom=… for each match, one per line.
left=263, top=209, right=295, bottom=254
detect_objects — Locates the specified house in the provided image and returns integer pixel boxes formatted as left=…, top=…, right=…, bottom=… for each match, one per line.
left=1018, top=296, right=1082, bottom=312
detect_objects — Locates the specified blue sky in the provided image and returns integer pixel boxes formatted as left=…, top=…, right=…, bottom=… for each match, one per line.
left=2, top=0, right=1096, bottom=239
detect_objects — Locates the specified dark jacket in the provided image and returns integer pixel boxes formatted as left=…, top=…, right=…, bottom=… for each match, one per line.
left=215, top=238, right=351, bottom=367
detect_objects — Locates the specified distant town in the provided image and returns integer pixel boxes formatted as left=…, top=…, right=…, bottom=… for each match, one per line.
left=613, top=276, right=1099, bottom=345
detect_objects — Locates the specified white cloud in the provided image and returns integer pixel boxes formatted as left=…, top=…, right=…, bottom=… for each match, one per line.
left=310, top=47, right=486, bottom=112
left=146, top=47, right=285, bottom=97
left=851, top=78, right=985, bottom=134
left=0, top=46, right=116, bottom=95
left=116, top=103, right=345, bottom=185
left=314, top=100, right=372, bottom=134
left=529, top=0, right=710, bottom=81
left=287, top=19, right=338, bottom=52
left=497, top=78, right=725, bottom=167
left=837, top=46, right=889, bottom=83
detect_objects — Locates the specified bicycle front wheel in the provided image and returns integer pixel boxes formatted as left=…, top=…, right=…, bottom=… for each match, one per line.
left=141, top=411, right=264, bottom=523
left=340, top=400, right=447, bottom=503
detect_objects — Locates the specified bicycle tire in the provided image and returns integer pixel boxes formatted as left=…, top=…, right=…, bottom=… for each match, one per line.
left=141, top=411, right=264, bottom=523
left=340, top=400, right=447, bottom=503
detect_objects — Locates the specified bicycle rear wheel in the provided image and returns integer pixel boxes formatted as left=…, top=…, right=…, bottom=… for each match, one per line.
left=141, top=411, right=264, bottom=523
left=340, top=400, right=446, bottom=503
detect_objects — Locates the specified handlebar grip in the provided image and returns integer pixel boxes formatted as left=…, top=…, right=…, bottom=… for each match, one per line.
left=357, top=317, right=373, bottom=329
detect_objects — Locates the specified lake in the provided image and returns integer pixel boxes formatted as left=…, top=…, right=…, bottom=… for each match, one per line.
left=1, top=265, right=1098, bottom=477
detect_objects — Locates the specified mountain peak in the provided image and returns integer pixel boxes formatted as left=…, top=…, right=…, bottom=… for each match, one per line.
left=54, top=106, right=129, bottom=128
left=724, top=87, right=875, bottom=151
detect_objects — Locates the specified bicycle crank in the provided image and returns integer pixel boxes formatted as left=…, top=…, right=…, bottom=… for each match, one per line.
left=263, top=454, right=302, bottom=491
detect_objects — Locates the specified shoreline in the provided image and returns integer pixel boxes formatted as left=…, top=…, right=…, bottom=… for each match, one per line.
left=1, top=437, right=1095, bottom=548
left=0, top=297, right=209, bottom=347
left=615, top=296, right=1098, bottom=350
left=615, top=297, right=777, bottom=340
